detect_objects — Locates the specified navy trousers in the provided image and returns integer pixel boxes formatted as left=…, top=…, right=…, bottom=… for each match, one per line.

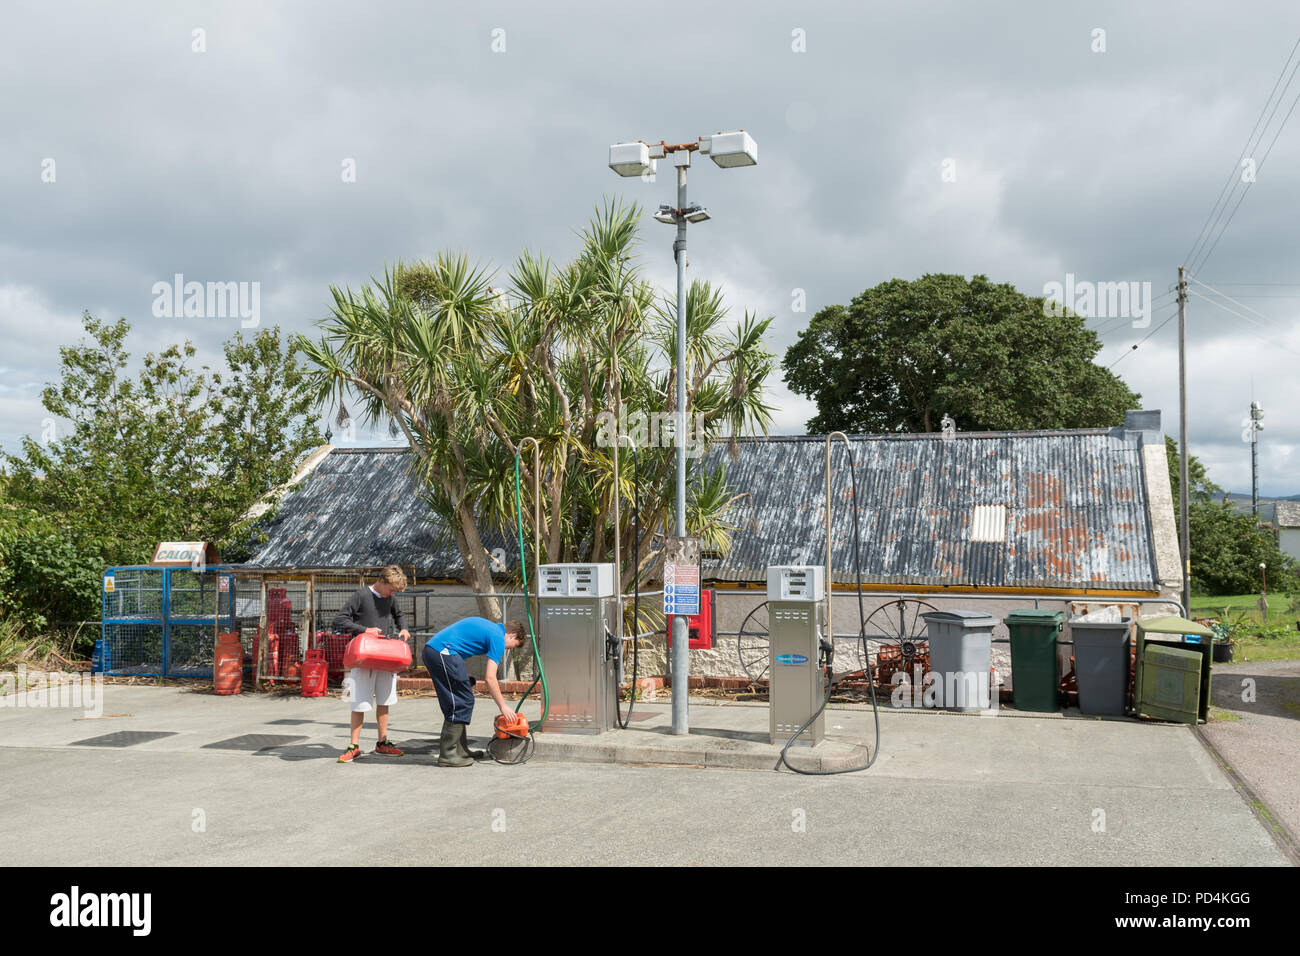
left=423, top=644, right=474, bottom=723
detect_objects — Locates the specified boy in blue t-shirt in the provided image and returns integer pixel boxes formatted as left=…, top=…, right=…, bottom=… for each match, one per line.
left=423, top=617, right=525, bottom=767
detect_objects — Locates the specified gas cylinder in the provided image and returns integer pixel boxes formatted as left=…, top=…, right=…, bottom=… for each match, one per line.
left=267, top=587, right=294, bottom=638
left=317, top=631, right=349, bottom=681
left=301, top=648, right=328, bottom=697
left=91, top=639, right=110, bottom=675
left=214, top=632, right=244, bottom=695
left=279, top=624, right=300, bottom=678
left=266, top=632, right=280, bottom=677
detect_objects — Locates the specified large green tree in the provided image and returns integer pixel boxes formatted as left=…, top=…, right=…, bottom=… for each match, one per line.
left=782, top=273, right=1140, bottom=433
left=298, top=201, right=775, bottom=619
left=2, top=315, right=323, bottom=630
left=1164, top=435, right=1221, bottom=514
left=1164, top=437, right=1297, bottom=595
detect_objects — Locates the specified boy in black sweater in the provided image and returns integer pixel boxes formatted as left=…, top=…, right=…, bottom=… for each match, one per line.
left=332, top=566, right=411, bottom=762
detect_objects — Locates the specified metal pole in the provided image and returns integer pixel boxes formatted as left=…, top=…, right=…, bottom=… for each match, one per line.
left=1251, top=411, right=1259, bottom=519
left=671, top=158, right=689, bottom=735
left=1250, top=401, right=1260, bottom=519
left=1178, top=266, right=1191, bottom=615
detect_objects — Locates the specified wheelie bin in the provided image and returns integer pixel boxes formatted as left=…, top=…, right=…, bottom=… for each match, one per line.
left=921, top=610, right=997, bottom=711
left=1005, top=609, right=1064, bottom=712
left=1069, top=617, right=1133, bottom=716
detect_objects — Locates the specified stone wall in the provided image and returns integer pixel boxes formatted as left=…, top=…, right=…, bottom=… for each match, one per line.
left=411, top=584, right=1181, bottom=692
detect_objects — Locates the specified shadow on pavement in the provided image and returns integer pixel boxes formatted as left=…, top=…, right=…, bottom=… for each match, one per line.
left=650, top=725, right=771, bottom=744
left=1211, top=673, right=1300, bottom=722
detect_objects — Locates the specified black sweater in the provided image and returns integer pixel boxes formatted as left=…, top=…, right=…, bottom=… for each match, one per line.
left=332, top=586, right=406, bottom=636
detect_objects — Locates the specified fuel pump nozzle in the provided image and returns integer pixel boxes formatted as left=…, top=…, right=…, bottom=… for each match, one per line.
left=605, top=625, right=624, bottom=686
left=819, top=636, right=834, bottom=667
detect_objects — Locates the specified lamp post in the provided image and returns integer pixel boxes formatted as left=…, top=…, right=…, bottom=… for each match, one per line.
left=608, top=131, right=757, bottom=735
left=1260, top=562, right=1268, bottom=621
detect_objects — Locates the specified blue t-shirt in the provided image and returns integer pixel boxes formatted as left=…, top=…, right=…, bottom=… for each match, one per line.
left=426, top=617, right=506, bottom=663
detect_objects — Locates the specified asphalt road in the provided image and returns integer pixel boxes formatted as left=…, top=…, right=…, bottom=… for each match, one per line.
left=0, top=684, right=1287, bottom=866
left=1202, top=659, right=1300, bottom=856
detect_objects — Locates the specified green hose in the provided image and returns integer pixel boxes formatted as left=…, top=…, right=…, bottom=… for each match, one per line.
left=514, top=452, right=549, bottom=728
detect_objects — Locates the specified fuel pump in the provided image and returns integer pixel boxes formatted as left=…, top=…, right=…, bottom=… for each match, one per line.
left=771, top=433, right=881, bottom=775
left=767, top=565, right=829, bottom=747
left=535, top=563, right=620, bottom=734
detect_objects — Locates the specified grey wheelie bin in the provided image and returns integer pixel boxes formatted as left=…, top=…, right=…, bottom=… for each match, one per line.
left=1069, top=617, right=1132, bottom=716
left=921, top=610, right=997, bottom=711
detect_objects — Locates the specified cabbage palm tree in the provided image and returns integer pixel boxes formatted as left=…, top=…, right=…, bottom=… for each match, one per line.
left=298, top=200, right=774, bottom=620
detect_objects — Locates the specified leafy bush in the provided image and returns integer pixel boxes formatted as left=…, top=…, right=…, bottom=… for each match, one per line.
left=1189, top=501, right=1298, bottom=595
left=0, top=502, right=102, bottom=633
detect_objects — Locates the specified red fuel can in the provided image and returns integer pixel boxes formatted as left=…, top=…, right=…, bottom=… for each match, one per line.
left=343, top=634, right=412, bottom=673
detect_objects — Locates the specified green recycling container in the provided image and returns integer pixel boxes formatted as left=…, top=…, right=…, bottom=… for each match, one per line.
left=1005, top=609, right=1064, bottom=712
left=1137, top=644, right=1203, bottom=725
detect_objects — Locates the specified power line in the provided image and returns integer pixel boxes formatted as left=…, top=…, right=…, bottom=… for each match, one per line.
left=1191, top=69, right=1300, bottom=275
left=1184, top=35, right=1300, bottom=269
left=1187, top=289, right=1300, bottom=355
left=1105, top=308, right=1180, bottom=369
left=1188, top=276, right=1286, bottom=327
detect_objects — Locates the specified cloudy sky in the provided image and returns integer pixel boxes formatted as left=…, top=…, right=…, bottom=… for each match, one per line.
left=3, top=1, right=1300, bottom=494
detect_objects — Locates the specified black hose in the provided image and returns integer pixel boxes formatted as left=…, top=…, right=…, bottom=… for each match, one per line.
left=779, top=440, right=881, bottom=775
left=487, top=723, right=535, bottom=765
left=616, top=441, right=640, bottom=729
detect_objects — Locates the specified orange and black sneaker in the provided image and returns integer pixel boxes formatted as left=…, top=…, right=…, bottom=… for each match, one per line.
left=338, top=744, right=362, bottom=763
left=374, top=739, right=404, bottom=756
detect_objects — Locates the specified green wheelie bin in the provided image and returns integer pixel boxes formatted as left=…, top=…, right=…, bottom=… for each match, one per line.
left=1005, top=609, right=1064, bottom=712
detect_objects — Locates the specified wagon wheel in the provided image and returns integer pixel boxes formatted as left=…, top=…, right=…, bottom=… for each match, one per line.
left=858, top=598, right=936, bottom=683
left=736, top=601, right=771, bottom=682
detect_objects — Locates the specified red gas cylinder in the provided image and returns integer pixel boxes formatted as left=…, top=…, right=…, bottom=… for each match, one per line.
left=317, top=631, right=349, bottom=681
left=266, top=631, right=280, bottom=677
left=214, top=632, right=244, bottom=695
left=301, top=649, right=328, bottom=697
left=278, top=625, right=300, bottom=678
left=267, top=587, right=294, bottom=635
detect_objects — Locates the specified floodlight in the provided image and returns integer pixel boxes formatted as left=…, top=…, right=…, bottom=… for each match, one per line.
left=700, top=130, right=758, bottom=168
left=609, top=141, right=654, bottom=177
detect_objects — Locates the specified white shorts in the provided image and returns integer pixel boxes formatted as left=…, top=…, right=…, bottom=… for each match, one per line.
left=344, top=668, right=397, bottom=712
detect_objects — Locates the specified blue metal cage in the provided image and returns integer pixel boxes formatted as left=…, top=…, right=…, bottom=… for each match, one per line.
left=100, top=566, right=238, bottom=677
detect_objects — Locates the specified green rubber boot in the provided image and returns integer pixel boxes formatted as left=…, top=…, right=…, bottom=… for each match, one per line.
left=437, top=720, right=472, bottom=768
left=459, top=723, right=486, bottom=760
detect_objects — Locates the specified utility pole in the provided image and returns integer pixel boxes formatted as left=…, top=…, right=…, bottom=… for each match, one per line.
left=1178, top=266, right=1190, bottom=616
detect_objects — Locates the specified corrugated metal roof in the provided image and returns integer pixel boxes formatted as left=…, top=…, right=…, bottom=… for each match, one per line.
left=244, top=448, right=512, bottom=576
left=1275, top=501, right=1300, bottom=528
left=709, top=431, right=1157, bottom=590
left=245, top=429, right=1160, bottom=591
